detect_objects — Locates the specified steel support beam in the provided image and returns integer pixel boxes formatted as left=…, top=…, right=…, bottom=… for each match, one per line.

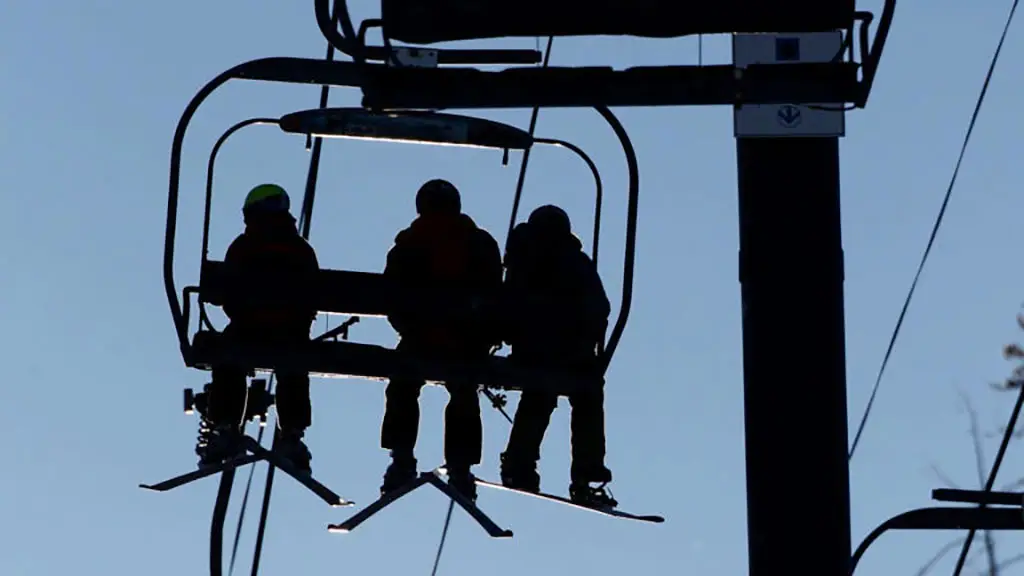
left=736, top=136, right=850, bottom=576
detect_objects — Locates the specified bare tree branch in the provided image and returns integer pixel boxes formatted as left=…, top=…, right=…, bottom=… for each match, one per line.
left=919, top=313, right=1024, bottom=576
left=999, top=477, right=1024, bottom=492
left=960, top=391, right=1000, bottom=576
left=915, top=536, right=967, bottom=576
left=994, top=552, right=1024, bottom=573
left=960, top=392, right=988, bottom=486
left=930, top=462, right=963, bottom=490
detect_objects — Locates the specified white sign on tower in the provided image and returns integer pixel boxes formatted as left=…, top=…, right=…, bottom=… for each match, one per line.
left=732, top=31, right=846, bottom=138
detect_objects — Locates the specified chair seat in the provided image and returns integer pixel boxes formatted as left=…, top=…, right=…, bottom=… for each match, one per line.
left=189, top=330, right=584, bottom=396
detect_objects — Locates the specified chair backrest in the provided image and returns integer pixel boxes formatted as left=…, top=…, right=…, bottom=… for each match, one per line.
left=198, top=259, right=392, bottom=317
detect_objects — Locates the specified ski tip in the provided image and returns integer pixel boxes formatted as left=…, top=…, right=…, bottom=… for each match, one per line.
left=327, top=524, right=351, bottom=533
left=332, top=499, right=356, bottom=508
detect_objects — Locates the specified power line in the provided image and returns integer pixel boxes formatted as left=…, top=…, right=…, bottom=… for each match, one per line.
left=848, top=0, right=1019, bottom=461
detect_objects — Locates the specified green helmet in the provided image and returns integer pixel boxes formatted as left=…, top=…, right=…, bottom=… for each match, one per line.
left=243, top=184, right=290, bottom=214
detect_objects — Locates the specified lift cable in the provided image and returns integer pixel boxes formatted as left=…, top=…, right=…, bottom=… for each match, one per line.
left=246, top=424, right=278, bottom=576
left=848, top=0, right=1019, bottom=461
left=429, top=498, right=457, bottom=576
left=224, top=4, right=344, bottom=575
left=429, top=36, right=556, bottom=576
left=227, top=375, right=276, bottom=576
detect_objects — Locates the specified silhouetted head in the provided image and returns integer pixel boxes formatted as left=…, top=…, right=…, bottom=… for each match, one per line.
left=415, top=179, right=462, bottom=215
left=527, top=205, right=571, bottom=237
left=242, top=183, right=292, bottom=224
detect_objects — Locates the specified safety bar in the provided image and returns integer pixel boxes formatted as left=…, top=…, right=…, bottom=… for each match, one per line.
left=202, top=118, right=280, bottom=263
left=533, top=138, right=604, bottom=267
left=850, top=505, right=1024, bottom=574
left=592, top=106, right=636, bottom=370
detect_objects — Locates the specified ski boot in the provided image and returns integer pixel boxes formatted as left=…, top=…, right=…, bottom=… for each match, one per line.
left=380, top=451, right=417, bottom=496
left=569, top=482, right=618, bottom=509
left=569, top=464, right=616, bottom=508
left=499, top=452, right=540, bottom=493
left=196, top=417, right=244, bottom=469
left=276, top=428, right=312, bottom=475
left=445, top=463, right=477, bottom=503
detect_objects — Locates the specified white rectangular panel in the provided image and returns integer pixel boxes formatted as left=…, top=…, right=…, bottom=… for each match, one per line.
left=733, top=31, right=846, bottom=138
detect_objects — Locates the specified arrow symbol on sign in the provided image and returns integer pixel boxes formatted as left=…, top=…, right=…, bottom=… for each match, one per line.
left=777, top=105, right=803, bottom=127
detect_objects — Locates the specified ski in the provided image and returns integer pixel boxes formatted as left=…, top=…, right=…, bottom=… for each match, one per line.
left=327, top=470, right=513, bottom=538
left=328, top=474, right=431, bottom=533
left=140, top=453, right=262, bottom=492
left=474, top=478, right=665, bottom=523
left=424, top=471, right=514, bottom=538
left=240, top=436, right=353, bottom=507
left=140, top=435, right=354, bottom=508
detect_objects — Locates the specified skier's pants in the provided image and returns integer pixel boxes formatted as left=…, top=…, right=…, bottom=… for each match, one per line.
left=206, top=321, right=312, bottom=431
left=381, top=340, right=484, bottom=468
left=504, top=358, right=609, bottom=484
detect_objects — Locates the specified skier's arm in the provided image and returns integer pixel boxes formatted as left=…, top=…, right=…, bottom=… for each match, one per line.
left=221, top=236, right=249, bottom=321
left=582, top=256, right=611, bottom=343
left=299, top=240, right=321, bottom=322
left=383, top=234, right=416, bottom=336
left=472, top=231, right=505, bottom=347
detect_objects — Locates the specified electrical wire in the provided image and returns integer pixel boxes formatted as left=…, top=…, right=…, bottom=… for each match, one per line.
left=247, top=425, right=278, bottom=576
left=848, top=0, right=1019, bottom=462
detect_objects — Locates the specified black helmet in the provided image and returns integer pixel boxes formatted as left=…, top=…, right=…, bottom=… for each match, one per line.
left=415, top=179, right=461, bottom=215
left=527, top=205, right=571, bottom=237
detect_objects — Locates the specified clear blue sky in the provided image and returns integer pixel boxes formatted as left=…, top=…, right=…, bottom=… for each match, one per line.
left=2, top=1, right=1024, bottom=574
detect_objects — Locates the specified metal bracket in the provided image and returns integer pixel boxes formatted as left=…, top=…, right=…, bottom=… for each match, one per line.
left=183, top=380, right=274, bottom=427
left=388, top=47, right=439, bottom=68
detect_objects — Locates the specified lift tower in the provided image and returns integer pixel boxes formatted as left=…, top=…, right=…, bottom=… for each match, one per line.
left=734, top=31, right=850, bottom=576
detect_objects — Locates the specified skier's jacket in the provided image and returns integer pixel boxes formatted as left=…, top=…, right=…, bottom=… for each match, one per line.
left=221, top=213, right=320, bottom=330
left=501, top=221, right=610, bottom=363
left=384, top=212, right=503, bottom=351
